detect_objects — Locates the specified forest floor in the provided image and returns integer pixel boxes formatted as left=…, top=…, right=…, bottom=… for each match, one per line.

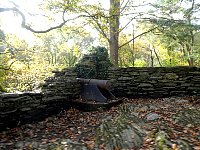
left=0, top=97, right=200, bottom=150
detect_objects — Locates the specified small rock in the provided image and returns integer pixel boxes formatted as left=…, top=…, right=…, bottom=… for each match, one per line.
left=15, top=141, right=24, bottom=148
left=132, top=112, right=139, bottom=117
left=149, top=105, right=157, bottom=110
left=120, top=128, right=143, bottom=148
left=79, top=117, right=84, bottom=122
left=146, top=113, right=160, bottom=121
left=138, top=83, right=153, bottom=87
left=70, top=127, right=75, bottom=131
left=78, top=131, right=82, bottom=134
left=197, top=132, right=200, bottom=140
left=186, top=124, right=193, bottom=127
left=32, top=142, right=39, bottom=149
left=61, top=139, right=72, bottom=144
left=24, top=142, right=32, bottom=147
left=105, top=115, right=112, bottom=120
left=163, top=97, right=175, bottom=101
left=175, top=99, right=189, bottom=104
left=23, top=124, right=33, bottom=129
left=61, top=141, right=68, bottom=145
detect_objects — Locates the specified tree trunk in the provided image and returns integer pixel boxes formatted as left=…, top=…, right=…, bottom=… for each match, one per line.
left=186, top=43, right=194, bottom=66
left=153, top=46, right=162, bottom=66
left=132, top=24, right=135, bottom=66
left=109, top=39, right=118, bottom=66
left=150, top=47, right=154, bottom=67
left=109, top=0, right=120, bottom=66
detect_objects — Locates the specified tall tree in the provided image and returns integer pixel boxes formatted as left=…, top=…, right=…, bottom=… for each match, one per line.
left=109, top=0, right=120, bottom=65
left=0, top=0, right=154, bottom=66
left=144, top=0, right=200, bottom=66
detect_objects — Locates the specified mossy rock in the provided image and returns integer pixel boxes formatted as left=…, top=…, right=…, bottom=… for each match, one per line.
left=95, top=104, right=145, bottom=150
left=172, top=108, right=200, bottom=126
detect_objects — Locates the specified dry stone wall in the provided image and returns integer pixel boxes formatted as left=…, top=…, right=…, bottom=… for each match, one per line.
left=0, top=68, right=80, bottom=131
left=107, top=67, right=200, bottom=98
left=42, top=68, right=80, bottom=98
left=0, top=92, right=44, bottom=130
left=1, top=66, right=200, bottom=131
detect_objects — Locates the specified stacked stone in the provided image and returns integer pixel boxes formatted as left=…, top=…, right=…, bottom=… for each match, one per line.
left=0, top=92, right=43, bottom=131
left=108, top=67, right=200, bottom=98
left=42, top=68, right=80, bottom=101
left=0, top=68, right=81, bottom=131
left=40, top=68, right=81, bottom=125
left=1, top=66, right=200, bottom=131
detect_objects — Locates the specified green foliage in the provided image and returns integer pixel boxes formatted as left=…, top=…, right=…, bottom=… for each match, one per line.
left=35, top=26, right=93, bottom=67
left=0, top=32, right=67, bottom=92
left=142, top=0, right=200, bottom=66
left=5, top=62, right=60, bottom=92
left=63, top=51, right=79, bottom=68
left=0, top=67, right=8, bottom=92
left=0, top=84, right=6, bottom=92
left=43, top=0, right=83, bottom=13
left=75, top=46, right=112, bottom=79
left=155, top=130, right=171, bottom=150
left=134, top=59, right=147, bottom=67
left=0, top=24, right=96, bottom=92
left=0, top=68, right=7, bottom=92
left=76, top=53, right=97, bottom=78
left=0, top=35, right=10, bottom=92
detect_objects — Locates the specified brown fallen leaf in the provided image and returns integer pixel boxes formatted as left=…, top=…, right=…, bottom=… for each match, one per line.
left=86, top=141, right=95, bottom=150
left=172, top=144, right=179, bottom=150
left=194, top=146, right=200, bottom=150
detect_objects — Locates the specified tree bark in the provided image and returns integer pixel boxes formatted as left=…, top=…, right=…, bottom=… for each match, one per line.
left=132, top=24, right=135, bottom=66
left=109, top=0, right=120, bottom=66
left=153, top=46, right=162, bottom=66
left=186, top=43, right=194, bottom=66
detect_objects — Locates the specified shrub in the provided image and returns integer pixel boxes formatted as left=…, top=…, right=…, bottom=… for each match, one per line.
left=75, top=46, right=112, bottom=79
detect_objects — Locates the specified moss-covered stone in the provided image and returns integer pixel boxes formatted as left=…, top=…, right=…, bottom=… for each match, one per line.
left=173, top=108, right=200, bottom=126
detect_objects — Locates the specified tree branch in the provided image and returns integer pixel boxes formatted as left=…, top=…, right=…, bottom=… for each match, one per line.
left=0, top=61, right=16, bottom=70
left=83, top=10, right=110, bottom=42
left=120, top=0, right=130, bottom=14
left=118, top=13, right=144, bottom=34
left=153, top=46, right=162, bottom=66
left=0, top=7, right=82, bottom=33
left=119, top=26, right=158, bottom=49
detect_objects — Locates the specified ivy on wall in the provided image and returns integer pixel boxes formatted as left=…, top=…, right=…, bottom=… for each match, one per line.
left=75, top=46, right=112, bottom=79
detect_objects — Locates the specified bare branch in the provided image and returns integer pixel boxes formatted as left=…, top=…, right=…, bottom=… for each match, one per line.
left=120, top=0, right=130, bottom=14
left=0, top=61, right=16, bottom=70
left=0, top=7, right=82, bottom=33
left=126, top=2, right=152, bottom=8
left=119, top=26, right=158, bottom=49
left=152, top=45, right=162, bottom=66
left=84, top=10, right=110, bottom=42
left=118, top=13, right=144, bottom=33
left=0, top=51, right=11, bottom=55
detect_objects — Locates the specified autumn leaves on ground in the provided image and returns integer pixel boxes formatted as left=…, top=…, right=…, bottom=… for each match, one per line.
left=0, top=97, right=200, bottom=150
